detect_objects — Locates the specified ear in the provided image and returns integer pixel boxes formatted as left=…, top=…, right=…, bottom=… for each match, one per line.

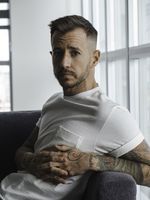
left=92, top=50, right=100, bottom=67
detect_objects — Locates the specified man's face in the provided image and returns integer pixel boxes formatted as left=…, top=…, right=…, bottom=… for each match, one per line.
left=51, top=28, right=96, bottom=90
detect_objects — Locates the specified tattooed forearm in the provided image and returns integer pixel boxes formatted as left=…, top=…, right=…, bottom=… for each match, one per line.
left=54, top=144, right=150, bottom=186
left=89, top=154, right=150, bottom=187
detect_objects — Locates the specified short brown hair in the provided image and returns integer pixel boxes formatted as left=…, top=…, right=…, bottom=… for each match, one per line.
left=49, top=15, right=97, bottom=42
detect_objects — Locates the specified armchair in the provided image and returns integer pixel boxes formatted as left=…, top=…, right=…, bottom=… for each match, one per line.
left=0, top=111, right=137, bottom=200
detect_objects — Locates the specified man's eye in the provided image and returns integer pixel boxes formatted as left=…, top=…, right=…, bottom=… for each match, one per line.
left=71, top=51, right=80, bottom=57
left=53, top=50, right=62, bottom=56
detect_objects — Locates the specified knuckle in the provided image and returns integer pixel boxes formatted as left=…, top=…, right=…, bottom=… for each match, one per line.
left=69, top=171, right=74, bottom=176
left=66, top=166, right=71, bottom=171
left=50, top=151, right=55, bottom=157
left=64, top=160, right=69, bottom=165
left=49, top=152, right=53, bottom=157
left=49, top=162, right=52, bottom=169
left=61, top=155, right=66, bottom=161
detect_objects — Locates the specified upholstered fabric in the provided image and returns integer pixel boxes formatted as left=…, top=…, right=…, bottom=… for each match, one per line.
left=82, top=171, right=137, bottom=200
left=0, top=111, right=41, bottom=180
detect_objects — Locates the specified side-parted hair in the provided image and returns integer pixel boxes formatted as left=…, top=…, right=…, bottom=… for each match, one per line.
left=49, top=15, right=97, bottom=42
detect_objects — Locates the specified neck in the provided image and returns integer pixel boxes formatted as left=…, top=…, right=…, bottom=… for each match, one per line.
left=63, top=80, right=97, bottom=96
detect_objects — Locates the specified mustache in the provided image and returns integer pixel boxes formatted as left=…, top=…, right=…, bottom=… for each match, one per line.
left=57, top=69, right=76, bottom=76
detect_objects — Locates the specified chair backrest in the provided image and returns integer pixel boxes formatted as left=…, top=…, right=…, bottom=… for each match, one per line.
left=0, top=110, right=41, bottom=181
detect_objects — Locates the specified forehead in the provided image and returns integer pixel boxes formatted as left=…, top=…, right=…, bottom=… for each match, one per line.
left=51, top=28, right=89, bottom=49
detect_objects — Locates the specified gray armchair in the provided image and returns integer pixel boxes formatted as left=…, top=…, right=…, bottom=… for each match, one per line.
left=0, top=111, right=137, bottom=200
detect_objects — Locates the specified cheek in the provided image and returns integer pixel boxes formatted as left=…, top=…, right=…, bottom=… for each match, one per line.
left=75, top=56, right=88, bottom=68
left=52, top=59, right=60, bottom=73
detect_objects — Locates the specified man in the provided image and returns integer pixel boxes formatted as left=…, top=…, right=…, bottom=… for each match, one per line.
left=0, top=15, right=150, bottom=200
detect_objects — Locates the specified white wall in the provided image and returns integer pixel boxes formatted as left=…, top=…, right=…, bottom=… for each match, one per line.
left=10, top=0, right=81, bottom=111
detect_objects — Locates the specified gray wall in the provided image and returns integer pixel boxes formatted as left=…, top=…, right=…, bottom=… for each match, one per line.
left=10, top=0, right=81, bottom=110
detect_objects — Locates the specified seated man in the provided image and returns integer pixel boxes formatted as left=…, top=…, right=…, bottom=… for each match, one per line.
left=0, top=15, right=150, bottom=200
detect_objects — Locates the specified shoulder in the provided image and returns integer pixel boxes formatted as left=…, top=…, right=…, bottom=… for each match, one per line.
left=95, top=105, right=144, bottom=157
left=42, top=92, right=62, bottom=108
left=45, top=92, right=62, bottom=104
left=38, top=92, right=62, bottom=117
left=107, top=106, right=144, bottom=157
left=106, top=105, right=143, bottom=141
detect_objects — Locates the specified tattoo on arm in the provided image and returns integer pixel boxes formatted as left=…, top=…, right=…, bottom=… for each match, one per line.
left=89, top=140, right=150, bottom=187
left=89, top=153, right=149, bottom=186
left=121, top=140, right=150, bottom=165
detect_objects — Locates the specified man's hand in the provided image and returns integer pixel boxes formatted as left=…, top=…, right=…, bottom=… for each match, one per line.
left=51, top=145, right=91, bottom=176
left=48, top=141, right=150, bottom=187
left=22, top=148, right=69, bottom=184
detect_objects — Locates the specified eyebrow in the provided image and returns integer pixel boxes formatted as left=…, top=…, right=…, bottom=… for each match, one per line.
left=53, top=46, right=82, bottom=53
left=67, top=46, right=81, bottom=52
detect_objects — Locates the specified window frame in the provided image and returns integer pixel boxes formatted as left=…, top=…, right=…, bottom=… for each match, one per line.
left=0, top=0, right=12, bottom=111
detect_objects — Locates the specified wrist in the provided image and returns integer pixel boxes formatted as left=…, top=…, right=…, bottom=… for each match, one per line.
left=89, top=153, right=100, bottom=171
left=21, top=152, right=34, bottom=170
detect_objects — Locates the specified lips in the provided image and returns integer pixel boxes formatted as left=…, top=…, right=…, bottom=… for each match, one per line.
left=58, top=70, right=76, bottom=78
left=62, top=73, right=73, bottom=76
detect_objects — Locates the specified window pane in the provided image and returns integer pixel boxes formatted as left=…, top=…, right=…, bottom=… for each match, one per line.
left=130, top=58, right=150, bottom=200
left=130, top=58, right=150, bottom=141
left=139, top=57, right=150, bottom=200
left=92, top=0, right=106, bottom=52
left=108, top=60, right=128, bottom=107
left=0, top=65, right=11, bottom=111
left=0, top=3, right=8, bottom=10
left=129, top=0, right=150, bottom=46
left=138, top=58, right=150, bottom=141
left=106, top=0, right=126, bottom=51
left=0, top=29, right=9, bottom=61
left=130, top=57, right=150, bottom=199
left=129, top=0, right=138, bottom=46
left=82, top=0, right=92, bottom=22
left=139, top=0, right=150, bottom=45
left=0, top=18, right=9, bottom=26
left=129, top=59, right=140, bottom=122
left=99, top=61, right=107, bottom=93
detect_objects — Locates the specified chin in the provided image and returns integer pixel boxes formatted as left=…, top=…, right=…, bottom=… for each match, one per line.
left=62, top=83, right=76, bottom=89
left=60, top=81, right=77, bottom=89
left=58, top=77, right=85, bottom=89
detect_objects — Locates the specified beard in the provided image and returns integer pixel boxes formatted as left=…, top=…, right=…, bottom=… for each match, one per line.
left=55, top=69, right=89, bottom=89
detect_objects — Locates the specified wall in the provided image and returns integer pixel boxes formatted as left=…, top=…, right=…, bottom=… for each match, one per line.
left=10, top=0, right=81, bottom=110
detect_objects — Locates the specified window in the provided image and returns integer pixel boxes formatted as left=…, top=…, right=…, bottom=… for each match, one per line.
left=0, top=0, right=11, bottom=111
left=82, top=0, right=150, bottom=199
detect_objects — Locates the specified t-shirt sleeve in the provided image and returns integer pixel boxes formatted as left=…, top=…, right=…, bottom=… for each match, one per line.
left=95, top=106, right=144, bottom=157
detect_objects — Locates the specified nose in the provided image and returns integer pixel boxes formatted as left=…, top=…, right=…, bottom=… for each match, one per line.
left=61, top=51, right=71, bottom=69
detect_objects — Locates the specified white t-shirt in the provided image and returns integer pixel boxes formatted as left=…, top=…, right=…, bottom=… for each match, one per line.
left=0, top=87, right=144, bottom=200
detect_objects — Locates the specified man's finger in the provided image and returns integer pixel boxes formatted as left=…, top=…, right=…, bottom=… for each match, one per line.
left=50, top=166, right=68, bottom=176
left=42, top=174, right=66, bottom=184
left=37, top=162, right=68, bottom=176
left=35, top=151, right=51, bottom=162
left=55, top=144, right=72, bottom=151
left=49, top=151, right=67, bottom=161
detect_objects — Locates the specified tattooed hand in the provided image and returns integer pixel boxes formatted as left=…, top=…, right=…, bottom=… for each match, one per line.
left=21, top=147, right=69, bottom=184
left=53, top=145, right=91, bottom=176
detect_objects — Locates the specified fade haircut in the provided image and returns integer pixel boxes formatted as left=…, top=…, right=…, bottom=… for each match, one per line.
left=49, top=15, right=97, bottom=43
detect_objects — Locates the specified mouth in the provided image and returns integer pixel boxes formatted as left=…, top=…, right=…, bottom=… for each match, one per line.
left=62, top=73, right=73, bottom=77
left=58, top=71, right=76, bottom=78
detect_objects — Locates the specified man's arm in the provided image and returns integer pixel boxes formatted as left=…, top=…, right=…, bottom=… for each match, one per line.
left=52, top=140, right=150, bottom=187
left=89, top=140, right=150, bottom=187
left=15, top=127, right=68, bottom=183
left=15, top=126, right=39, bottom=170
